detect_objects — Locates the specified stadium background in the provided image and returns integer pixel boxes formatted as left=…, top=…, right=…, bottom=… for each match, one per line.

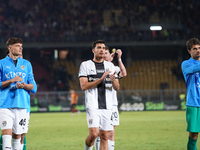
left=0, top=0, right=198, bottom=112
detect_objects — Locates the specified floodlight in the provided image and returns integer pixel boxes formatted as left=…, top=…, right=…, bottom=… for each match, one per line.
left=150, top=26, right=162, bottom=31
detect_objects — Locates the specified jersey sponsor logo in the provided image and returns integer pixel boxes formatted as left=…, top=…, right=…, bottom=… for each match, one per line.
left=89, top=77, right=99, bottom=81
left=105, top=86, right=112, bottom=91
left=89, top=119, right=93, bottom=125
left=5, top=72, right=26, bottom=79
left=96, top=69, right=104, bottom=73
left=2, top=121, right=7, bottom=127
left=21, top=65, right=25, bottom=70
left=105, top=78, right=111, bottom=81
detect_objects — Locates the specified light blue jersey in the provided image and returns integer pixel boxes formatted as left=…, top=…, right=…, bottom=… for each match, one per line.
left=0, top=55, right=37, bottom=109
left=182, top=58, right=200, bottom=107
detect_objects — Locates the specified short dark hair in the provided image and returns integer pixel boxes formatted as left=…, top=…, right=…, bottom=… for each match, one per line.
left=105, top=46, right=110, bottom=53
left=186, top=38, right=200, bottom=50
left=105, top=46, right=109, bottom=50
left=92, top=40, right=105, bottom=49
left=6, top=37, right=23, bottom=47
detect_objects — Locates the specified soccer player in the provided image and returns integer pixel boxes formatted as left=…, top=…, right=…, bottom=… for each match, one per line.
left=70, top=89, right=80, bottom=116
left=79, top=40, right=120, bottom=150
left=181, top=37, right=200, bottom=150
left=0, top=37, right=37, bottom=150
left=0, top=49, right=29, bottom=150
left=95, top=47, right=127, bottom=150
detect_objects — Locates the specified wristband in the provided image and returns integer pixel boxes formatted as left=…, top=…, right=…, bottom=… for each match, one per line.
left=118, top=58, right=122, bottom=62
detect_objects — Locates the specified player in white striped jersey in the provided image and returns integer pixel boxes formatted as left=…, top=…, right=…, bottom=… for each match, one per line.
left=79, top=40, right=120, bottom=150
left=95, top=46, right=127, bottom=150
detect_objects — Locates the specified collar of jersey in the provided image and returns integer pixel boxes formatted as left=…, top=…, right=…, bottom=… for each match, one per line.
left=6, top=55, right=21, bottom=63
left=91, top=59, right=104, bottom=64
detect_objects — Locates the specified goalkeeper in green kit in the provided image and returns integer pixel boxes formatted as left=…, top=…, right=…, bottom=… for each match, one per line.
left=182, top=38, right=200, bottom=150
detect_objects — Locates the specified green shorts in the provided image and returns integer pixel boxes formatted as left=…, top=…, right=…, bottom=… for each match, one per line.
left=186, top=106, right=200, bottom=133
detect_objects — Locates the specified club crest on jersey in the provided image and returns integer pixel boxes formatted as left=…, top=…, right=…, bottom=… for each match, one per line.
left=89, top=119, right=93, bottom=125
left=21, top=65, right=25, bottom=70
left=106, top=68, right=109, bottom=72
left=2, top=121, right=7, bottom=127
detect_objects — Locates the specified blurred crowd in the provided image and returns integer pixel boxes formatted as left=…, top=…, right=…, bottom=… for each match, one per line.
left=0, top=0, right=200, bottom=43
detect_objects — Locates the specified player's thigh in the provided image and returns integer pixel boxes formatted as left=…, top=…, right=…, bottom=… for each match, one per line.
left=86, top=108, right=100, bottom=128
left=23, top=112, right=30, bottom=133
left=99, top=109, right=113, bottom=131
left=13, top=109, right=27, bottom=135
left=0, top=109, right=14, bottom=130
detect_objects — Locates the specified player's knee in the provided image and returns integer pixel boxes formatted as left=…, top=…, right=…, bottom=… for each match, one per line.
left=100, top=133, right=108, bottom=141
left=12, top=133, right=21, bottom=139
left=111, top=130, right=114, bottom=137
left=190, top=133, right=198, bottom=140
left=108, top=130, right=114, bottom=140
left=100, top=136, right=108, bottom=141
left=90, top=132, right=98, bottom=140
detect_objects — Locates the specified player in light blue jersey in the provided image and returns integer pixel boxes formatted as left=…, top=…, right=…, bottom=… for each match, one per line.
left=0, top=52, right=29, bottom=150
left=181, top=37, right=200, bottom=150
left=0, top=37, right=37, bottom=150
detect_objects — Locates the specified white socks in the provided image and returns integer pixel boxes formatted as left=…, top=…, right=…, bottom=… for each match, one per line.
left=2, top=135, right=12, bottom=150
left=20, top=143, right=24, bottom=150
left=94, top=137, right=115, bottom=150
left=84, top=144, right=94, bottom=150
left=108, top=140, right=115, bottom=150
left=95, top=136, right=100, bottom=150
left=12, top=138, right=21, bottom=150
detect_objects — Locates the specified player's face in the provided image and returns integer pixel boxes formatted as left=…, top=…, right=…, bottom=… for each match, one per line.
left=93, top=43, right=105, bottom=58
left=104, top=50, right=111, bottom=62
left=188, top=44, right=200, bottom=60
left=9, top=43, right=23, bottom=56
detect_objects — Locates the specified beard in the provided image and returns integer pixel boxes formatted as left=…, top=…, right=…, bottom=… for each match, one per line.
left=11, top=50, right=21, bottom=56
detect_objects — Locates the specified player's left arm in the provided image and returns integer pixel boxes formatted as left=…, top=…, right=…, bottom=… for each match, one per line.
left=17, top=82, right=33, bottom=90
left=18, top=62, right=37, bottom=93
left=116, top=49, right=127, bottom=77
left=110, top=71, right=120, bottom=91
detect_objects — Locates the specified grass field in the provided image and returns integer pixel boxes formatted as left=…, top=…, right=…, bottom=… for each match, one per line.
left=1, top=111, right=199, bottom=150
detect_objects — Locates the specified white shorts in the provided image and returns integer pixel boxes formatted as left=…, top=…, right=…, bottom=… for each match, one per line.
left=112, top=106, right=119, bottom=126
left=24, top=112, right=30, bottom=133
left=0, top=108, right=28, bottom=134
left=86, top=108, right=113, bottom=131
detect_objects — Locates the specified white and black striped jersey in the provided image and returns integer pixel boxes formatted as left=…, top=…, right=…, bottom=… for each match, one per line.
left=79, top=60, right=117, bottom=110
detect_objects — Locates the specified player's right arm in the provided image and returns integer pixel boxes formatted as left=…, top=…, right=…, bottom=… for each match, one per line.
left=1, top=75, right=23, bottom=88
left=116, top=49, right=127, bottom=77
left=181, top=60, right=200, bottom=75
left=79, top=71, right=111, bottom=91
